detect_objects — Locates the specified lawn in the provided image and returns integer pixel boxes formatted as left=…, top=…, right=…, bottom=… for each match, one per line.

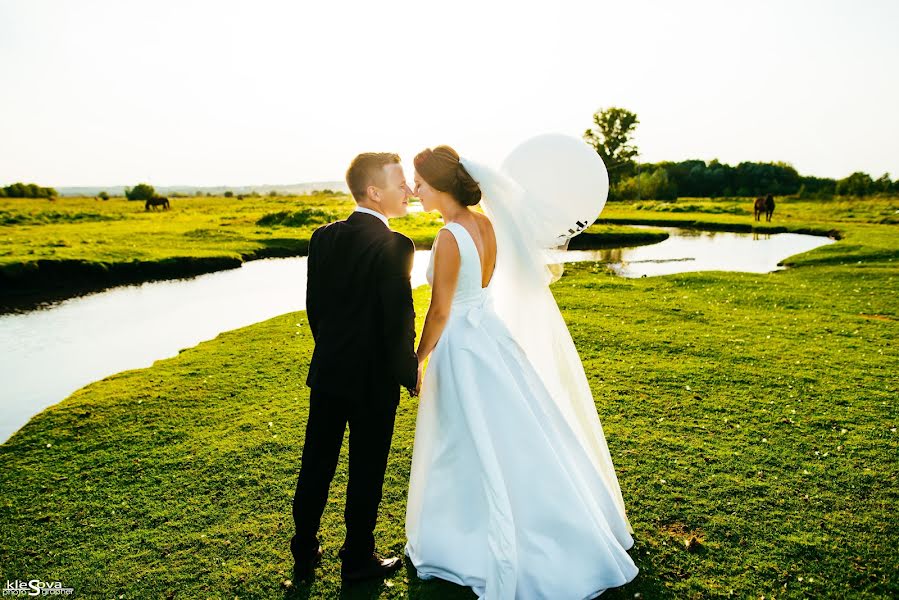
left=0, top=197, right=896, bottom=598
left=0, top=194, right=438, bottom=303
left=0, top=194, right=664, bottom=309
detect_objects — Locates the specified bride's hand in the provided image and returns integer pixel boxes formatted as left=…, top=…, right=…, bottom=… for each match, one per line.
left=414, top=360, right=424, bottom=397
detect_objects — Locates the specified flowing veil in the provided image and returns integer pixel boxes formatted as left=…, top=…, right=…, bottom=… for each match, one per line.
left=460, top=155, right=634, bottom=535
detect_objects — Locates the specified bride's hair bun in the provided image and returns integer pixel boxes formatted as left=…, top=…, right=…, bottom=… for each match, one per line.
left=414, top=145, right=482, bottom=206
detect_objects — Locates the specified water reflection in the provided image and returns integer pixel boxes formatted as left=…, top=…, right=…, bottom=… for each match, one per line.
left=551, top=226, right=834, bottom=278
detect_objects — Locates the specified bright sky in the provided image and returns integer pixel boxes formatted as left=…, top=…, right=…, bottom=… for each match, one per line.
left=1, top=0, right=897, bottom=187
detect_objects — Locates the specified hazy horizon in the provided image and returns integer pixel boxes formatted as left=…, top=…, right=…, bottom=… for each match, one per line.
left=2, top=0, right=898, bottom=187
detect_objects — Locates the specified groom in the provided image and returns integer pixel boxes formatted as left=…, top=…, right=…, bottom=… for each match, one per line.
left=291, top=152, right=420, bottom=583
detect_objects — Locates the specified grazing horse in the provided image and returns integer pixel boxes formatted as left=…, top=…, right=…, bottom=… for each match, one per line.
left=753, top=196, right=766, bottom=221
left=145, top=196, right=170, bottom=211
left=764, top=194, right=775, bottom=222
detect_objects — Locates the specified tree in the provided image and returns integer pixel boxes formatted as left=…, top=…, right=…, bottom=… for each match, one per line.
left=223, top=190, right=234, bottom=198
left=98, top=191, right=110, bottom=201
left=124, top=183, right=156, bottom=201
left=640, top=168, right=677, bottom=200
left=583, top=107, right=640, bottom=185
left=614, top=168, right=677, bottom=201
left=875, top=173, right=892, bottom=194
left=1, top=182, right=57, bottom=198
left=835, top=172, right=874, bottom=197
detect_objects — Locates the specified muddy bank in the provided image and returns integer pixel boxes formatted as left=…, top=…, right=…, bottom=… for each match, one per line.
left=567, top=228, right=668, bottom=250
left=0, top=243, right=310, bottom=314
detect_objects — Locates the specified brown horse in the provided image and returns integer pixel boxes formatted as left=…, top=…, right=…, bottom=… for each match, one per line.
left=764, top=194, right=775, bottom=221
left=753, top=196, right=766, bottom=221
left=145, top=196, right=170, bottom=211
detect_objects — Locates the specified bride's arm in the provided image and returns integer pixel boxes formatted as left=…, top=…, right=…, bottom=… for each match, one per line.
left=416, top=229, right=460, bottom=365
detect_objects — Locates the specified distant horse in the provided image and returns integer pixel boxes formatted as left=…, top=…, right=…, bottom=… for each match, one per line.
left=764, top=194, right=775, bottom=222
left=753, top=196, right=766, bottom=221
left=145, top=196, right=170, bottom=211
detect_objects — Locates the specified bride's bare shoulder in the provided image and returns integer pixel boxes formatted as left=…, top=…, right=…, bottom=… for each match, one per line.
left=472, top=211, right=496, bottom=241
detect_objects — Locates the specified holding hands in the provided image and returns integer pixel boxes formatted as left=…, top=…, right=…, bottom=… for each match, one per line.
left=409, top=356, right=424, bottom=398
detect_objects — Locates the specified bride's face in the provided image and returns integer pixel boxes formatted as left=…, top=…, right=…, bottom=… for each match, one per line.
left=413, top=171, right=440, bottom=212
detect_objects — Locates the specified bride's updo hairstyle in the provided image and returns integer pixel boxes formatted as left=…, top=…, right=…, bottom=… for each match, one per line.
left=414, top=145, right=482, bottom=206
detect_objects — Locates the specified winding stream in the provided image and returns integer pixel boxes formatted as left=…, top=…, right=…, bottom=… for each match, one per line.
left=0, top=226, right=834, bottom=443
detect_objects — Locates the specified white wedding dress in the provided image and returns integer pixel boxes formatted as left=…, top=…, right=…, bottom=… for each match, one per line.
left=405, top=221, right=638, bottom=600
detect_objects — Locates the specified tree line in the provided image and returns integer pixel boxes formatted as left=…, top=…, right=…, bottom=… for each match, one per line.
left=585, top=107, right=898, bottom=200
left=0, top=182, right=327, bottom=201
left=0, top=183, right=58, bottom=198
left=4, top=117, right=896, bottom=203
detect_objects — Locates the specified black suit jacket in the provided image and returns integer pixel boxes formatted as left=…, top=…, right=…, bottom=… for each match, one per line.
left=305, top=211, right=418, bottom=403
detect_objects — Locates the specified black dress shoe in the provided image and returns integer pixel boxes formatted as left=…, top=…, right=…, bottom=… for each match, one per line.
left=341, top=553, right=402, bottom=582
left=292, top=545, right=323, bottom=582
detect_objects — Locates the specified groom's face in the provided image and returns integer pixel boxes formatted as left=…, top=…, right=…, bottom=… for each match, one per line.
left=374, top=163, right=412, bottom=218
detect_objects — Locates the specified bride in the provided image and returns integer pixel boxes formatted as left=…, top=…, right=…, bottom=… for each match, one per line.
left=404, top=145, right=639, bottom=599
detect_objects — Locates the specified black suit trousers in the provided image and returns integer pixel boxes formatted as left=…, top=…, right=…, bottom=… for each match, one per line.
left=291, top=387, right=398, bottom=565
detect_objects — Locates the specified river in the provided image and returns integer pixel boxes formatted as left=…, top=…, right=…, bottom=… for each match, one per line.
left=0, top=226, right=834, bottom=442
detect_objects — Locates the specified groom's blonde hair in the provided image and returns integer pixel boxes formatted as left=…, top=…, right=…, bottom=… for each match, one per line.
left=346, top=152, right=401, bottom=202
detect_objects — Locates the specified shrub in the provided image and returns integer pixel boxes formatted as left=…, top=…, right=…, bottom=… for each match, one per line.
left=124, top=183, right=156, bottom=201
left=614, top=168, right=677, bottom=201
left=256, top=208, right=336, bottom=227
left=2, top=182, right=58, bottom=199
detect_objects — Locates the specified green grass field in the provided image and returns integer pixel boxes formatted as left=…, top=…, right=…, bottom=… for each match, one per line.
left=0, top=196, right=896, bottom=598
left=0, top=194, right=450, bottom=263
left=0, top=194, right=437, bottom=303
left=0, top=194, right=665, bottom=309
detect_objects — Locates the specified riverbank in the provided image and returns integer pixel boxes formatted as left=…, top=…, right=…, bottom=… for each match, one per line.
left=0, top=202, right=895, bottom=597
left=0, top=194, right=668, bottom=312
left=0, top=194, right=397, bottom=311
left=598, top=196, right=899, bottom=237
left=599, top=197, right=898, bottom=269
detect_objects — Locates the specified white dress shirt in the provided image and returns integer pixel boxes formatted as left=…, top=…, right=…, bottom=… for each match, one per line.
left=353, top=206, right=389, bottom=228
